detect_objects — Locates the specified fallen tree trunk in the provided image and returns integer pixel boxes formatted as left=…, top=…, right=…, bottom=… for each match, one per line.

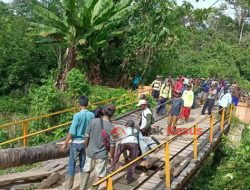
left=0, top=141, right=69, bottom=169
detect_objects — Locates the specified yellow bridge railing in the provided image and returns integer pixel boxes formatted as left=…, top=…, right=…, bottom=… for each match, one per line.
left=93, top=105, right=234, bottom=190
left=0, top=89, right=151, bottom=147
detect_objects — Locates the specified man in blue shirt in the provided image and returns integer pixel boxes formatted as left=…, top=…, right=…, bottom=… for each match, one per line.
left=62, top=96, right=94, bottom=190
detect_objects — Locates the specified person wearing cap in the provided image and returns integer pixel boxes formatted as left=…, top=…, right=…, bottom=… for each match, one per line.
left=179, top=84, right=194, bottom=124
left=81, top=105, right=116, bottom=190
left=109, top=120, right=140, bottom=184
left=151, top=76, right=162, bottom=100
left=167, top=91, right=184, bottom=133
left=157, top=80, right=172, bottom=116
left=218, top=86, right=232, bottom=115
left=137, top=99, right=153, bottom=136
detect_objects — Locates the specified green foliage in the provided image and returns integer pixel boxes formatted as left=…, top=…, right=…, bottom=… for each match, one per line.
left=66, top=68, right=90, bottom=99
left=0, top=163, right=40, bottom=175
left=29, top=79, right=65, bottom=116
left=0, top=2, right=57, bottom=95
left=0, top=95, right=31, bottom=115
left=27, top=0, right=136, bottom=85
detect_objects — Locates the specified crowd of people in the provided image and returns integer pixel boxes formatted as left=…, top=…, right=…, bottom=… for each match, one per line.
left=62, top=75, right=241, bottom=190
left=62, top=96, right=158, bottom=190
left=151, top=75, right=241, bottom=132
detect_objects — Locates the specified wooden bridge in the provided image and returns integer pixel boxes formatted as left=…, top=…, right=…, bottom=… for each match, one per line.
left=0, top=90, right=233, bottom=190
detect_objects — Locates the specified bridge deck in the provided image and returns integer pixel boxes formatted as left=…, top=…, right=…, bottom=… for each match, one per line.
left=0, top=104, right=230, bottom=190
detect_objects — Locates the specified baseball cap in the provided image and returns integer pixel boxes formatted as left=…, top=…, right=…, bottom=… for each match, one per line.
left=136, top=99, right=147, bottom=106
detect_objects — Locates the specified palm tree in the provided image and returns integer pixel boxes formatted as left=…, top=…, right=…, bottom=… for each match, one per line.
left=27, top=0, right=135, bottom=91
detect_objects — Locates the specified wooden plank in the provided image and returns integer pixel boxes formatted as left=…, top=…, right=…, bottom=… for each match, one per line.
left=173, top=157, right=191, bottom=177
left=0, top=162, right=66, bottom=186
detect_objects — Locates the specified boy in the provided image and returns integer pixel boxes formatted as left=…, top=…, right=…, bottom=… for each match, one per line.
left=167, top=91, right=183, bottom=134
left=62, top=96, right=94, bottom=190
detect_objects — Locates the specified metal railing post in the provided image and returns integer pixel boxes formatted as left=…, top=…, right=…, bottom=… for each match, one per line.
left=209, top=115, right=214, bottom=143
left=22, top=121, right=29, bottom=147
left=193, top=125, right=198, bottom=160
left=220, top=108, right=225, bottom=132
left=165, top=142, right=171, bottom=189
left=107, top=177, right=113, bottom=190
left=228, top=104, right=233, bottom=125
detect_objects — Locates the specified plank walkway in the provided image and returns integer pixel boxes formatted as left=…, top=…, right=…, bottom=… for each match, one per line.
left=0, top=104, right=230, bottom=190
left=97, top=105, right=230, bottom=190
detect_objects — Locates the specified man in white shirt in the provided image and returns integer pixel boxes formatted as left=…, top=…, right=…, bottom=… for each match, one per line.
left=109, top=120, right=140, bottom=184
left=218, top=87, right=232, bottom=114
left=137, top=99, right=153, bottom=136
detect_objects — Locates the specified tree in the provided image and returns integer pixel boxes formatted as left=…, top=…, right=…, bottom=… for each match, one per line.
left=27, top=0, right=135, bottom=91
left=226, top=0, right=250, bottom=44
left=0, top=2, right=57, bottom=95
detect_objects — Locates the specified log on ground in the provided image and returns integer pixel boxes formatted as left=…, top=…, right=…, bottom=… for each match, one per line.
left=0, top=141, right=69, bottom=169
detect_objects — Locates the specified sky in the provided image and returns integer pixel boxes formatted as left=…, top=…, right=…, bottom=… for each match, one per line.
left=176, top=0, right=224, bottom=8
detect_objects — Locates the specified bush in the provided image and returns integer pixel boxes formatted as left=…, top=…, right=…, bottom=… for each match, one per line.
left=29, top=79, right=66, bottom=116
left=66, top=68, right=90, bottom=100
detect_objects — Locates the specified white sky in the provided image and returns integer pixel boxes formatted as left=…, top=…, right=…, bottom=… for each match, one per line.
left=176, top=0, right=223, bottom=8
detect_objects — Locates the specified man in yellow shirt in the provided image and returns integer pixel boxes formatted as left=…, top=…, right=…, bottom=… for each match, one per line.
left=156, top=80, right=172, bottom=116
left=179, top=84, right=194, bottom=124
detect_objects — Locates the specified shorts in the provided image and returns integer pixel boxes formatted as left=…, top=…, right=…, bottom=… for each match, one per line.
left=83, top=155, right=108, bottom=178
left=232, top=96, right=239, bottom=106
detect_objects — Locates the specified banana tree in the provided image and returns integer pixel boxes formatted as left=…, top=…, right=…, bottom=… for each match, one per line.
left=27, top=0, right=135, bottom=91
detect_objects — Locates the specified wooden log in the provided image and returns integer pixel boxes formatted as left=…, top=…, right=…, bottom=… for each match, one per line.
left=37, top=173, right=61, bottom=189
left=0, top=141, right=69, bottom=169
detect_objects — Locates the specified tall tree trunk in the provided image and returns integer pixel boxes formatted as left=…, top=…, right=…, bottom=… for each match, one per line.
left=0, top=142, right=69, bottom=169
left=88, top=63, right=101, bottom=85
left=55, top=46, right=76, bottom=91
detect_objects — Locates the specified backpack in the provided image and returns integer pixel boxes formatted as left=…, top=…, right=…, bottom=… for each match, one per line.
left=100, top=118, right=110, bottom=152
left=141, top=108, right=155, bottom=125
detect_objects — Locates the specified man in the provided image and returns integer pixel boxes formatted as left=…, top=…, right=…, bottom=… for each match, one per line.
left=157, top=80, right=172, bottom=116
left=81, top=105, right=116, bottom=190
left=132, top=75, right=141, bottom=90
left=201, top=85, right=217, bottom=115
left=137, top=99, right=153, bottom=136
left=168, top=91, right=183, bottom=133
left=232, top=86, right=241, bottom=106
left=218, top=87, right=232, bottom=115
left=200, top=81, right=209, bottom=105
left=109, top=120, right=140, bottom=184
left=151, top=76, right=162, bottom=100
left=173, top=78, right=183, bottom=93
left=62, top=96, right=94, bottom=190
left=179, top=84, right=194, bottom=124
left=192, top=79, right=200, bottom=109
